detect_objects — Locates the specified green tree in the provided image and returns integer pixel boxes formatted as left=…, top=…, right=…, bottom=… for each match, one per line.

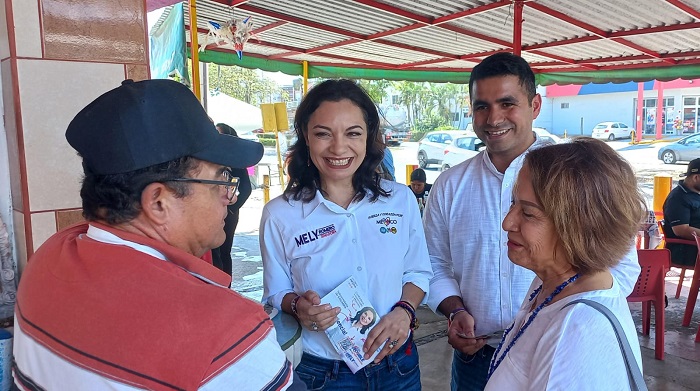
left=393, top=81, right=423, bottom=125
left=207, top=64, right=287, bottom=105
left=355, top=79, right=391, bottom=104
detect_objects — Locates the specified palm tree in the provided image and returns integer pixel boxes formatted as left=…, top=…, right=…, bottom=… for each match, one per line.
left=394, top=81, right=423, bottom=125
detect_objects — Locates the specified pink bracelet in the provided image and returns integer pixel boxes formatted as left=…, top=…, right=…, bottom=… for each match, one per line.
left=290, top=294, right=301, bottom=316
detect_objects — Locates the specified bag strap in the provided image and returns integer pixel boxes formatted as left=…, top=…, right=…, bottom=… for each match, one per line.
left=563, top=299, right=647, bottom=391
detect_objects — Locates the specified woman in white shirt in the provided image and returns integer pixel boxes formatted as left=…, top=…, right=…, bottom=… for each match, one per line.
left=261, top=79, right=432, bottom=390
left=485, top=137, right=644, bottom=390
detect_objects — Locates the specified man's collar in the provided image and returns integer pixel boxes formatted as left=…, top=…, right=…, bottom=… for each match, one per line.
left=88, top=222, right=232, bottom=288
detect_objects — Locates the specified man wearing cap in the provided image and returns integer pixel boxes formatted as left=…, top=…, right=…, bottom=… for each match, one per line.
left=13, top=80, right=302, bottom=390
left=662, top=158, right=700, bottom=267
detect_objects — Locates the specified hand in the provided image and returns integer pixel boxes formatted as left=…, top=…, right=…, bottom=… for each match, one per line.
left=447, top=311, right=486, bottom=355
left=363, top=307, right=411, bottom=363
left=296, top=290, right=340, bottom=332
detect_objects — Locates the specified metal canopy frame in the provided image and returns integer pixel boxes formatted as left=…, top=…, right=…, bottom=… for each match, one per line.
left=149, top=0, right=700, bottom=84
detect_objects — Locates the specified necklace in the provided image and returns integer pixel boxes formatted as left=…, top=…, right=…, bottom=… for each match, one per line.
left=486, top=273, right=580, bottom=381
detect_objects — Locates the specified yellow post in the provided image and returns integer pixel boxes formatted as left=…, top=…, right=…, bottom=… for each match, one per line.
left=274, top=102, right=289, bottom=188
left=263, top=174, right=271, bottom=204
left=406, top=164, right=418, bottom=185
left=302, top=61, right=308, bottom=95
left=188, top=0, right=201, bottom=100
left=653, top=175, right=673, bottom=220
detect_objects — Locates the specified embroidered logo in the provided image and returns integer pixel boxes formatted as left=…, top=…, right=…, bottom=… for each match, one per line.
left=377, top=217, right=397, bottom=226
left=380, top=226, right=398, bottom=234
left=294, top=224, right=337, bottom=247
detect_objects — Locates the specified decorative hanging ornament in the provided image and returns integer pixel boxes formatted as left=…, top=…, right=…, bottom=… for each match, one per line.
left=199, top=16, right=254, bottom=59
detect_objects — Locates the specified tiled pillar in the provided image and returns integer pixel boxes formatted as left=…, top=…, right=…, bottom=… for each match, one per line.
left=1, top=0, right=150, bottom=274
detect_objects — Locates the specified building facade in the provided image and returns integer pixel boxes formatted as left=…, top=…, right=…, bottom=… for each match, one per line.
left=541, top=79, right=700, bottom=137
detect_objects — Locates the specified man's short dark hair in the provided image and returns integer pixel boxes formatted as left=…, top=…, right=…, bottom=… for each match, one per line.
left=469, top=52, right=537, bottom=103
left=80, top=157, right=200, bottom=225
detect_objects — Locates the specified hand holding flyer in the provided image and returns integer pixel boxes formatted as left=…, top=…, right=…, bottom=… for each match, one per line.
left=321, top=276, right=384, bottom=373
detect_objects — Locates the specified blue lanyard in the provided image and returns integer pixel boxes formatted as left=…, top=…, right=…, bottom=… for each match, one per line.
left=487, top=273, right=580, bottom=381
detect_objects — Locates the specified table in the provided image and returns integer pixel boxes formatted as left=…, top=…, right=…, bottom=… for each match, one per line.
left=265, top=305, right=302, bottom=367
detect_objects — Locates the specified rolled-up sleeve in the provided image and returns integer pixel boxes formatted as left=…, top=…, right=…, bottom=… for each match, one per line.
left=399, top=187, right=433, bottom=299
left=260, top=206, right=294, bottom=310
left=423, top=177, right=462, bottom=314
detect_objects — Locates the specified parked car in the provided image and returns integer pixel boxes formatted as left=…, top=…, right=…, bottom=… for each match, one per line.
left=440, top=135, right=483, bottom=171
left=438, top=128, right=561, bottom=171
left=658, top=133, right=700, bottom=164
left=591, top=122, right=636, bottom=141
left=417, top=130, right=471, bottom=168
left=534, top=127, right=563, bottom=145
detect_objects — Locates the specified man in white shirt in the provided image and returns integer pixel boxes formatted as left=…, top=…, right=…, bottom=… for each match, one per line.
left=424, top=53, right=641, bottom=390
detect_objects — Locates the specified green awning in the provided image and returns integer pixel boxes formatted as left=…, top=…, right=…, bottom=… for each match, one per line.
left=196, top=49, right=700, bottom=86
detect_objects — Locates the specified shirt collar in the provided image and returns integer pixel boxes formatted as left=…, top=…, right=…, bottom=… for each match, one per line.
left=300, top=185, right=390, bottom=218
left=87, top=222, right=232, bottom=288
left=481, top=131, right=550, bottom=178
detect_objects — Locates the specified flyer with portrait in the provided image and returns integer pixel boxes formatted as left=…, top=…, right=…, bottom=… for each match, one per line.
left=321, top=276, right=383, bottom=373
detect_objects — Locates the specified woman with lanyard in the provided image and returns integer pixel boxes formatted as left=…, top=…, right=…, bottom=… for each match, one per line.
left=261, top=79, right=432, bottom=390
left=485, top=137, right=644, bottom=390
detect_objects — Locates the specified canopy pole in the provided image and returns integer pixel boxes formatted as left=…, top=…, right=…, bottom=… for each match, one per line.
left=512, top=0, right=524, bottom=56
left=636, top=83, right=644, bottom=143
left=656, top=82, right=664, bottom=140
left=303, top=61, right=309, bottom=95
left=189, top=0, right=201, bottom=100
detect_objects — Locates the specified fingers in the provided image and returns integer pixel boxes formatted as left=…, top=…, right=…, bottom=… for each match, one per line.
left=362, top=309, right=411, bottom=362
left=447, top=329, right=484, bottom=354
left=302, top=290, right=321, bottom=306
left=446, top=312, right=486, bottom=355
left=296, top=291, right=340, bottom=332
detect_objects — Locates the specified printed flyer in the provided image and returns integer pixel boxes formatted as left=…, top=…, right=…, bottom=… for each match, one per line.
left=321, top=276, right=383, bottom=373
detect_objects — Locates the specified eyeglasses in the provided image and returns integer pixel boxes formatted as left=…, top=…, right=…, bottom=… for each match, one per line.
left=164, top=170, right=240, bottom=202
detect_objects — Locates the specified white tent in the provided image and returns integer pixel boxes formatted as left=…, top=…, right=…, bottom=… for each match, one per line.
left=206, top=91, right=263, bottom=134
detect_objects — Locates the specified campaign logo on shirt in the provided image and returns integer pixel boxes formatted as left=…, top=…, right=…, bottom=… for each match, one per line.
left=294, top=224, right=337, bottom=247
left=380, top=226, right=397, bottom=234
left=368, top=212, right=402, bottom=234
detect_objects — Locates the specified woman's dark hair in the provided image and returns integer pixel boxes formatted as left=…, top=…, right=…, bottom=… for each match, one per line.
left=80, top=157, right=200, bottom=224
left=284, top=79, right=389, bottom=203
left=216, top=123, right=238, bottom=137
left=350, top=307, right=377, bottom=335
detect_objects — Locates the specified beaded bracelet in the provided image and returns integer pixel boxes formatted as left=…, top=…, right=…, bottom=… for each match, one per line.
left=290, top=294, right=301, bottom=316
left=391, top=301, right=418, bottom=330
left=448, top=307, right=467, bottom=327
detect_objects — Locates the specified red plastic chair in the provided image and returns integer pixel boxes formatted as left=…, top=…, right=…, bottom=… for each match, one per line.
left=683, top=235, right=700, bottom=342
left=659, top=220, right=695, bottom=299
left=628, top=249, right=670, bottom=360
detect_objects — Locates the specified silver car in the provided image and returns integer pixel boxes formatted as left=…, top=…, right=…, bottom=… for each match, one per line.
left=658, top=133, right=700, bottom=164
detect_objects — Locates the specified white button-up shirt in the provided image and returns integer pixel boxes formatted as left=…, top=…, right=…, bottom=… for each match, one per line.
left=424, top=135, right=641, bottom=337
left=261, top=179, right=433, bottom=359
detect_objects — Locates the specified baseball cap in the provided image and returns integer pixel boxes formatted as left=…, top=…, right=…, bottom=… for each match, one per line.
left=681, top=158, right=700, bottom=177
left=66, top=79, right=263, bottom=175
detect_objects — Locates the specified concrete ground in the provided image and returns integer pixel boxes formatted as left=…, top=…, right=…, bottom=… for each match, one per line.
left=233, top=178, right=700, bottom=390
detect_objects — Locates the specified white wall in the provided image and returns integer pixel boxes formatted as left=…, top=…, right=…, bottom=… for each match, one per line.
left=0, top=73, right=14, bottom=261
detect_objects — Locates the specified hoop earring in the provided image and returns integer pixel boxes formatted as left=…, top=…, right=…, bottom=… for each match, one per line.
left=307, top=149, right=311, bottom=167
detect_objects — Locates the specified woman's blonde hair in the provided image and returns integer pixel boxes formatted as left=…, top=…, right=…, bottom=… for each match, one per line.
left=524, top=137, right=645, bottom=274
